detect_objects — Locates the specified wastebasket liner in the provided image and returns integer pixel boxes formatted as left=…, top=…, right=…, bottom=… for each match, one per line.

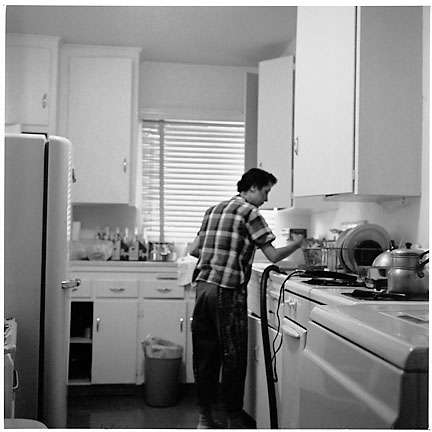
left=142, top=336, right=183, bottom=359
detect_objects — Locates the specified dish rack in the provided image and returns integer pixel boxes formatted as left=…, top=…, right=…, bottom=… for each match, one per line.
left=303, top=246, right=384, bottom=272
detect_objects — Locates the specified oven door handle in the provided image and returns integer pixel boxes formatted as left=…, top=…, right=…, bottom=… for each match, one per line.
left=282, top=318, right=307, bottom=342
left=282, top=322, right=301, bottom=339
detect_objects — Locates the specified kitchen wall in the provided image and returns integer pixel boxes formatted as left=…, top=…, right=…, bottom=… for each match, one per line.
left=73, top=61, right=256, bottom=235
left=276, top=7, right=429, bottom=249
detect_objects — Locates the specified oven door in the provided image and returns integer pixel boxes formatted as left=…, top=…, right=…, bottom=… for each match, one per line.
left=280, top=317, right=307, bottom=428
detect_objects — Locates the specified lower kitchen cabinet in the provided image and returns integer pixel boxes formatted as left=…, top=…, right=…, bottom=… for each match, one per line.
left=244, top=314, right=283, bottom=428
left=92, top=300, right=138, bottom=384
left=68, top=301, right=93, bottom=383
left=68, top=300, right=138, bottom=384
left=67, top=264, right=194, bottom=386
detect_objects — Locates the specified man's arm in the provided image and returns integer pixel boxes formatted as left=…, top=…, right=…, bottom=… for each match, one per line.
left=260, top=237, right=304, bottom=263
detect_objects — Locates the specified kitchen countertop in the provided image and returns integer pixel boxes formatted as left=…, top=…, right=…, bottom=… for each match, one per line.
left=69, top=260, right=177, bottom=273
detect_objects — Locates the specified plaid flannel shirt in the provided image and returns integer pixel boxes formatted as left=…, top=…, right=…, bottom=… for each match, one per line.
left=194, top=195, right=275, bottom=289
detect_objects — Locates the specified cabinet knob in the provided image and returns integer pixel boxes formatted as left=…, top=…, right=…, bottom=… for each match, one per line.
left=180, top=317, right=184, bottom=332
left=109, top=287, right=125, bottom=292
left=294, top=136, right=299, bottom=156
left=123, top=158, right=128, bottom=173
left=71, top=168, right=77, bottom=184
left=156, top=288, right=172, bottom=293
left=41, top=93, right=48, bottom=109
left=96, top=317, right=101, bottom=332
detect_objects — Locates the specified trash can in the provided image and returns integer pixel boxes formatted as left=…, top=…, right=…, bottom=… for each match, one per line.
left=142, top=336, right=183, bottom=407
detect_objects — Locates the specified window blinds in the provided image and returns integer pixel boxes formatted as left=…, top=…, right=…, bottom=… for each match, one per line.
left=141, top=120, right=245, bottom=243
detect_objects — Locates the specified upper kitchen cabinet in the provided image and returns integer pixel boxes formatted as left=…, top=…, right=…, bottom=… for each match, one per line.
left=257, top=57, right=294, bottom=209
left=5, top=34, right=60, bottom=135
left=294, top=6, right=422, bottom=199
left=58, top=45, right=141, bottom=205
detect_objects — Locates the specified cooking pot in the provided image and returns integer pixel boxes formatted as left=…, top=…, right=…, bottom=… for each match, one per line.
left=371, top=240, right=396, bottom=277
left=387, top=244, right=429, bottom=295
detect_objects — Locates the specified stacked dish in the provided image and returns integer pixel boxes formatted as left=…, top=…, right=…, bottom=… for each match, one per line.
left=336, top=224, right=391, bottom=273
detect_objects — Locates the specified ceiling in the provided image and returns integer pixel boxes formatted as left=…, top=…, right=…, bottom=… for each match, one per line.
left=5, top=5, right=297, bottom=67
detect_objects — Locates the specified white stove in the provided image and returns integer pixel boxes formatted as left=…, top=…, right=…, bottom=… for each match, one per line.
left=299, top=302, right=428, bottom=429
left=250, top=265, right=429, bottom=429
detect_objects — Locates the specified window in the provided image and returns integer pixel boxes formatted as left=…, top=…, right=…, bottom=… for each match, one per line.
left=141, top=120, right=245, bottom=243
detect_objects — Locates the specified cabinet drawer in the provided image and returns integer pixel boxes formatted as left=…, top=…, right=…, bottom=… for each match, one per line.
left=140, top=279, right=184, bottom=298
left=94, top=280, right=138, bottom=298
left=70, top=278, right=92, bottom=298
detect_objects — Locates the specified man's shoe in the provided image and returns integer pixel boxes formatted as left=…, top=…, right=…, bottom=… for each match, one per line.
left=227, top=412, right=246, bottom=429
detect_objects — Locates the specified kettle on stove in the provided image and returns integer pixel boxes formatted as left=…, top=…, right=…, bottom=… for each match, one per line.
left=387, top=243, right=429, bottom=295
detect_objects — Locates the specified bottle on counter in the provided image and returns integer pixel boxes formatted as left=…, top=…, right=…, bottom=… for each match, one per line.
left=138, top=227, right=148, bottom=261
left=112, top=227, right=121, bottom=261
left=120, top=228, right=130, bottom=261
left=128, top=227, right=140, bottom=261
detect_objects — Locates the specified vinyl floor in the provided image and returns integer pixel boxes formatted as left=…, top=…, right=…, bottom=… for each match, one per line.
left=67, top=385, right=200, bottom=429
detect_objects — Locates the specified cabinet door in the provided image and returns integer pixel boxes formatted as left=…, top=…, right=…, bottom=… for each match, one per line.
left=244, top=314, right=259, bottom=420
left=5, top=45, right=50, bottom=128
left=92, top=300, right=138, bottom=384
left=294, top=7, right=356, bottom=196
left=67, top=56, right=133, bottom=204
left=257, top=57, right=294, bottom=209
left=139, top=300, right=187, bottom=382
left=185, top=299, right=195, bottom=383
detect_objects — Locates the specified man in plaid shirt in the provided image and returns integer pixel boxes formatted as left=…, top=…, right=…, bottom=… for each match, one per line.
left=190, top=168, right=304, bottom=428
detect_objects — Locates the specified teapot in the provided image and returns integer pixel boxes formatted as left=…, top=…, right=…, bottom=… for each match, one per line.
left=387, top=243, right=429, bottom=295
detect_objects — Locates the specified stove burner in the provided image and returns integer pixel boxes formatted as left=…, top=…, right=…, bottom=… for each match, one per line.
left=342, top=289, right=429, bottom=301
left=303, top=278, right=366, bottom=287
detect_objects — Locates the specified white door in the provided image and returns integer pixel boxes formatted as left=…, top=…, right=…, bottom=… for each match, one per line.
left=294, top=7, right=356, bottom=196
left=5, top=45, right=50, bottom=127
left=257, top=57, right=294, bottom=209
left=67, top=56, right=133, bottom=204
left=92, top=300, right=138, bottom=384
left=244, top=314, right=259, bottom=420
left=139, top=300, right=187, bottom=382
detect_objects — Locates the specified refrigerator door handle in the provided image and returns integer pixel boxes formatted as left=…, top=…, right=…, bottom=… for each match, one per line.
left=13, top=369, right=19, bottom=391
left=61, top=278, right=81, bottom=290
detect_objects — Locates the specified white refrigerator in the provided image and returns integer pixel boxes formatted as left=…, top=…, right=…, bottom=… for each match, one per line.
left=4, top=133, right=78, bottom=427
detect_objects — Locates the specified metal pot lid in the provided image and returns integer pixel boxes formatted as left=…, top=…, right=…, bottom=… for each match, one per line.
left=391, top=248, right=423, bottom=257
left=341, top=224, right=391, bottom=273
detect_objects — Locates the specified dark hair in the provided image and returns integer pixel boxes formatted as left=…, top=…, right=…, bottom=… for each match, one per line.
left=237, top=168, right=277, bottom=192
